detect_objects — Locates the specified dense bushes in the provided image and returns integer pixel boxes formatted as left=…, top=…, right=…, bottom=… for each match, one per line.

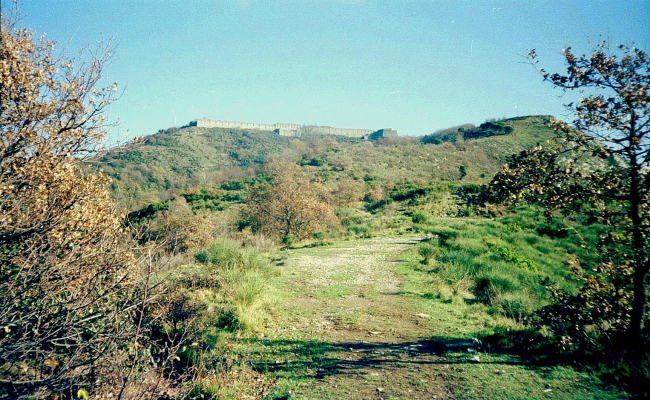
left=421, top=120, right=516, bottom=145
left=461, top=121, right=514, bottom=139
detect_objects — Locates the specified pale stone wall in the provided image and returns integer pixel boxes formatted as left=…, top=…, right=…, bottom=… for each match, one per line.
left=274, top=122, right=301, bottom=130
left=275, top=128, right=301, bottom=137
left=368, top=128, right=398, bottom=140
left=191, top=119, right=277, bottom=131
left=300, top=125, right=374, bottom=138
left=189, top=118, right=394, bottom=139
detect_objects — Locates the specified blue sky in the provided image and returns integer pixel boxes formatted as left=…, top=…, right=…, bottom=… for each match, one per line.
left=10, top=0, right=650, bottom=140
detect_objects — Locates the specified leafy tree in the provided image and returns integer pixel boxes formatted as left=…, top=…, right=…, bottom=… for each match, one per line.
left=0, top=12, right=172, bottom=398
left=491, top=43, right=649, bottom=348
left=244, top=161, right=337, bottom=240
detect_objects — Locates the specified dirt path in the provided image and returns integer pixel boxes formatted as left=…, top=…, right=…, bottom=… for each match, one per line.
left=261, top=237, right=458, bottom=400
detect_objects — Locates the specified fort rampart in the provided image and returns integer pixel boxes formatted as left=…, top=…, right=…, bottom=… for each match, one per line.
left=189, top=118, right=394, bottom=139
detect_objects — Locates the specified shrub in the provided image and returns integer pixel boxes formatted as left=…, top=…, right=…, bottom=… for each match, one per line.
left=412, top=212, right=429, bottom=224
left=0, top=16, right=170, bottom=398
left=365, top=198, right=393, bottom=213
left=195, top=251, right=209, bottom=264
left=347, top=224, right=375, bottom=238
left=331, top=178, right=364, bottom=206
left=531, top=259, right=634, bottom=353
left=244, top=161, right=338, bottom=240
left=473, top=273, right=519, bottom=305
left=493, top=291, right=536, bottom=322
left=536, top=218, right=569, bottom=238
left=146, top=198, right=215, bottom=253
left=417, top=242, right=438, bottom=264
left=494, top=246, right=538, bottom=271
left=127, top=201, right=170, bottom=223
left=459, top=165, right=467, bottom=180
left=282, top=234, right=297, bottom=248
left=429, top=227, right=459, bottom=245
left=242, top=234, right=277, bottom=252
left=389, top=184, right=430, bottom=202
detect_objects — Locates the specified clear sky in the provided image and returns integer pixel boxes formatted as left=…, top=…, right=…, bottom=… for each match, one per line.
left=9, top=0, right=650, bottom=140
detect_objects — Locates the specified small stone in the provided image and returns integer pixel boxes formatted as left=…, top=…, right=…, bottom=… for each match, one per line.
left=414, top=313, right=430, bottom=318
left=469, top=354, right=480, bottom=363
left=377, top=387, right=384, bottom=392
left=544, top=388, right=552, bottom=393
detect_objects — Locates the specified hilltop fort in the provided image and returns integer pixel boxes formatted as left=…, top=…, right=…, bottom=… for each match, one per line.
left=189, top=118, right=397, bottom=139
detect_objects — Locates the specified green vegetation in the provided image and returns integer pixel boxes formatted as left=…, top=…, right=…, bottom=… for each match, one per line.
left=86, top=114, right=647, bottom=398
left=207, top=234, right=627, bottom=400
left=402, top=213, right=596, bottom=320
left=5, top=5, right=646, bottom=397
left=93, top=115, right=555, bottom=209
left=181, top=239, right=273, bottom=331
left=421, top=118, right=527, bottom=144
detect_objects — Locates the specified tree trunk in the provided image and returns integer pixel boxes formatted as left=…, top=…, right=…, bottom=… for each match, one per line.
left=629, top=261, right=648, bottom=345
left=626, top=114, right=647, bottom=350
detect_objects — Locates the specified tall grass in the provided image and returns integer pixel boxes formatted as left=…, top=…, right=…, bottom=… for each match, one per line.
left=189, top=238, right=273, bottom=330
left=161, top=238, right=275, bottom=398
left=407, top=212, right=599, bottom=321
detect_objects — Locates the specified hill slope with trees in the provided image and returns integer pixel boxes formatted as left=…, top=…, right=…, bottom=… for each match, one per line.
left=94, top=115, right=556, bottom=209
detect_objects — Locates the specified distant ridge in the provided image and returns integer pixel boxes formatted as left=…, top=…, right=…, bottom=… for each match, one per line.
left=95, top=115, right=556, bottom=208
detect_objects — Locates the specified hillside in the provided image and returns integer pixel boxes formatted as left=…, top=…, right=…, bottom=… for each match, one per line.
left=94, top=115, right=556, bottom=209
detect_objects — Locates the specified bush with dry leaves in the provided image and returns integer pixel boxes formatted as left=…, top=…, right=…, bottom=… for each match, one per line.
left=0, top=12, right=180, bottom=399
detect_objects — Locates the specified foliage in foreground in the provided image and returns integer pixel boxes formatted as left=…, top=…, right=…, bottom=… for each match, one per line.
left=0, top=14, right=149, bottom=398
left=490, top=43, right=650, bottom=353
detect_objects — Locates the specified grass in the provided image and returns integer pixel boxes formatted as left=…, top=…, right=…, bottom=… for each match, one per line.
left=403, top=212, right=602, bottom=322
left=193, top=227, right=630, bottom=399
left=449, top=363, right=625, bottom=400
left=162, top=238, right=279, bottom=398
left=77, top=112, right=644, bottom=398
left=147, top=184, right=633, bottom=399
left=394, top=231, right=628, bottom=400
left=111, top=128, right=631, bottom=398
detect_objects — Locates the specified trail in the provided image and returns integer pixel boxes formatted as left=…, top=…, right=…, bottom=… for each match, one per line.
left=263, top=237, right=457, bottom=399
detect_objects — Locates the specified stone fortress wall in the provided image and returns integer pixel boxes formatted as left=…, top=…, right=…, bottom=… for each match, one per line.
left=189, top=118, right=396, bottom=139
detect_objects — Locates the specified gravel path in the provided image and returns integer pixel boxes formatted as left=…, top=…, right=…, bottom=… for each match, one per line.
left=267, top=236, right=457, bottom=400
